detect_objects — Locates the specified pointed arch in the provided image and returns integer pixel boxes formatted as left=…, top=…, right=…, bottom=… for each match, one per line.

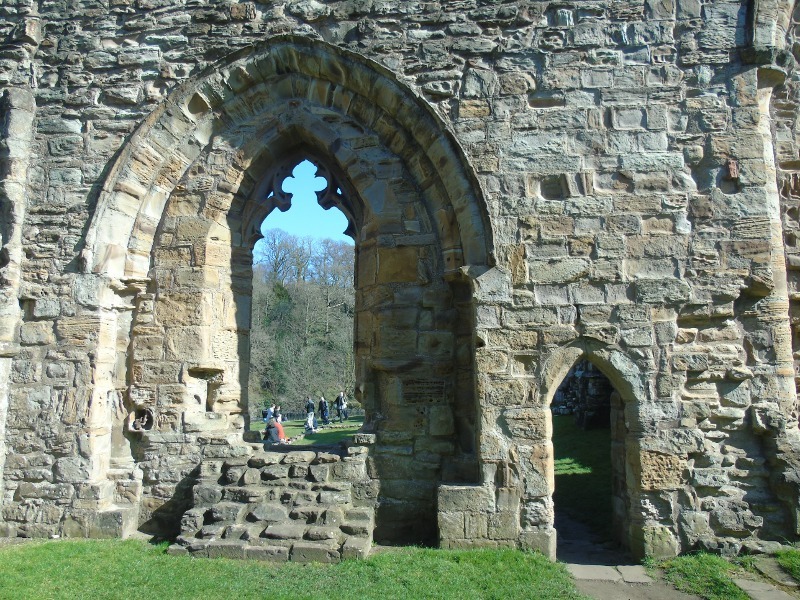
left=539, top=339, right=655, bottom=557
left=76, top=36, right=494, bottom=542
left=83, top=35, right=494, bottom=280
left=540, top=339, right=650, bottom=409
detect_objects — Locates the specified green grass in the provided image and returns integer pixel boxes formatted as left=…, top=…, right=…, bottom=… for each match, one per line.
left=658, top=553, right=750, bottom=600
left=0, top=539, right=589, bottom=600
left=552, top=415, right=612, bottom=537
left=776, top=548, right=800, bottom=581
left=252, top=417, right=364, bottom=447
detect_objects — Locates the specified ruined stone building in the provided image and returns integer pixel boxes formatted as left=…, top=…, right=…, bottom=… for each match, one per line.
left=2, top=0, right=800, bottom=562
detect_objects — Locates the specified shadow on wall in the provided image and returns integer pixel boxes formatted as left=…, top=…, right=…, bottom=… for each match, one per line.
left=138, top=469, right=199, bottom=538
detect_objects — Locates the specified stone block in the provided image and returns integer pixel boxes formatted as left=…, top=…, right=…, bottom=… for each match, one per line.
left=637, top=450, right=685, bottom=491
left=263, top=523, right=306, bottom=540
left=20, top=322, right=55, bottom=346
left=245, top=545, right=289, bottom=561
left=438, top=485, right=493, bottom=512
left=465, top=512, right=489, bottom=538
left=376, top=247, right=420, bottom=283
left=206, top=540, right=246, bottom=559
left=319, top=490, right=351, bottom=504
left=305, top=526, right=341, bottom=542
left=283, top=451, right=316, bottom=464
left=309, top=465, right=330, bottom=482
left=519, top=528, right=557, bottom=560
left=428, top=406, right=455, bottom=436
left=193, top=484, right=223, bottom=507
left=249, top=452, right=285, bottom=468
left=290, top=540, right=341, bottom=563
left=167, top=543, right=188, bottom=556
left=438, top=511, right=465, bottom=540
left=632, top=524, right=679, bottom=560
left=488, top=511, right=519, bottom=540
left=261, top=465, right=290, bottom=480
left=634, top=279, right=691, bottom=304
left=341, top=536, right=372, bottom=560
left=247, top=502, right=287, bottom=523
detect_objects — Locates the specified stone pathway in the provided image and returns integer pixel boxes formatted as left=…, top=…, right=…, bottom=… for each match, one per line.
left=557, top=513, right=701, bottom=600
left=556, top=513, right=799, bottom=600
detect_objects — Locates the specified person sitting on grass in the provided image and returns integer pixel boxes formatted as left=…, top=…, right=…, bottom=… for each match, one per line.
left=264, top=418, right=290, bottom=445
left=263, top=418, right=281, bottom=445
left=305, top=411, right=318, bottom=434
left=274, top=418, right=288, bottom=444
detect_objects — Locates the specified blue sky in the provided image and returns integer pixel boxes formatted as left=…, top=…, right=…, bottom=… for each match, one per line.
left=258, top=160, right=353, bottom=245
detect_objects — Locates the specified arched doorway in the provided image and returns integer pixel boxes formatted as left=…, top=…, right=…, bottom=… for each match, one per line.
left=538, top=343, right=653, bottom=558
left=80, top=37, right=494, bottom=541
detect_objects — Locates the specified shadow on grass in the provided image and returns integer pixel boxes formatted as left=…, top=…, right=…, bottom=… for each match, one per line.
left=553, top=415, right=613, bottom=539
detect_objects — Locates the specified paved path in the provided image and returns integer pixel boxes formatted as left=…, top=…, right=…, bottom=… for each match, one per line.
left=556, top=513, right=798, bottom=600
left=557, top=513, right=701, bottom=600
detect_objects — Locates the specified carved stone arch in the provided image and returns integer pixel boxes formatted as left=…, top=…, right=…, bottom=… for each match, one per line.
left=539, top=339, right=650, bottom=410
left=84, top=35, right=494, bottom=280
left=80, top=35, right=495, bottom=542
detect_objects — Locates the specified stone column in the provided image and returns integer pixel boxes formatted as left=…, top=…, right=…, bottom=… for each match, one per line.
left=0, top=87, right=36, bottom=515
left=756, top=75, right=799, bottom=418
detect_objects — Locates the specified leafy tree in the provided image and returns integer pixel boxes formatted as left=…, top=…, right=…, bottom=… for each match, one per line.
left=249, top=229, right=355, bottom=418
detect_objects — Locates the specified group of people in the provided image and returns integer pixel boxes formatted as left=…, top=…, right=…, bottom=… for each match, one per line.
left=262, top=392, right=350, bottom=445
left=304, top=391, right=349, bottom=433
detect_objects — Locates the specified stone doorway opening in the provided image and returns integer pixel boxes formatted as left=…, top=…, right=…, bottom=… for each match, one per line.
left=551, top=359, right=629, bottom=561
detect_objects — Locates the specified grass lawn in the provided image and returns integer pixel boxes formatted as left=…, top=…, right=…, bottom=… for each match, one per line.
left=552, top=415, right=613, bottom=537
left=251, top=416, right=364, bottom=447
left=776, top=548, right=800, bottom=581
left=0, top=539, right=589, bottom=600
left=655, top=553, right=751, bottom=600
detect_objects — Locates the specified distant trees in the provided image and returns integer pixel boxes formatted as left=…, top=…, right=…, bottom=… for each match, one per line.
left=249, top=229, right=355, bottom=417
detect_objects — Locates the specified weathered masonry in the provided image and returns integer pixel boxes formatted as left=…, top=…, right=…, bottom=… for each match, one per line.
left=2, top=0, right=800, bottom=562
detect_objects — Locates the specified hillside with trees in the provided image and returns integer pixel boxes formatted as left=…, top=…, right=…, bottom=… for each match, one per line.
left=249, top=229, right=356, bottom=417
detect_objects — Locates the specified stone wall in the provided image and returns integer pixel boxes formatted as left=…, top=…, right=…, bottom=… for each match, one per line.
left=0, top=0, right=799, bottom=560
left=174, top=437, right=375, bottom=562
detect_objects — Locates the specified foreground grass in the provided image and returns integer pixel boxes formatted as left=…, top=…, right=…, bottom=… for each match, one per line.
left=657, top=553, right=750, bottom=600
left=776, top=548, right=800, bottom=581
left=0, top=540, right=588, bottom=600
left=552, top=415, right=612, bottom=537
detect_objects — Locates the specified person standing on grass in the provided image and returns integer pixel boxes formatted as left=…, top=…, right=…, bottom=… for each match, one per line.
left=319, top=395, right=330, bottom=425
left=335, top=391, right=347, bottom=422
left=274, top=405, right=282, bottom=423
left=305, top=396, right=314, bottom=416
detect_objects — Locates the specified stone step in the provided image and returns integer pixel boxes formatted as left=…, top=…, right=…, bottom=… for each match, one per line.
left=97, top=505, right=140, bottom=538
left=290, top=539, right=341, bottom=563
left=342, top=535, right=372, bottom=560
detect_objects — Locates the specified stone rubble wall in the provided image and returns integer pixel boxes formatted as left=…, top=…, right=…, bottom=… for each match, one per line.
left=0, top=0, right=797, bottom=560
left=174, top=438, right=376, bottom=563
